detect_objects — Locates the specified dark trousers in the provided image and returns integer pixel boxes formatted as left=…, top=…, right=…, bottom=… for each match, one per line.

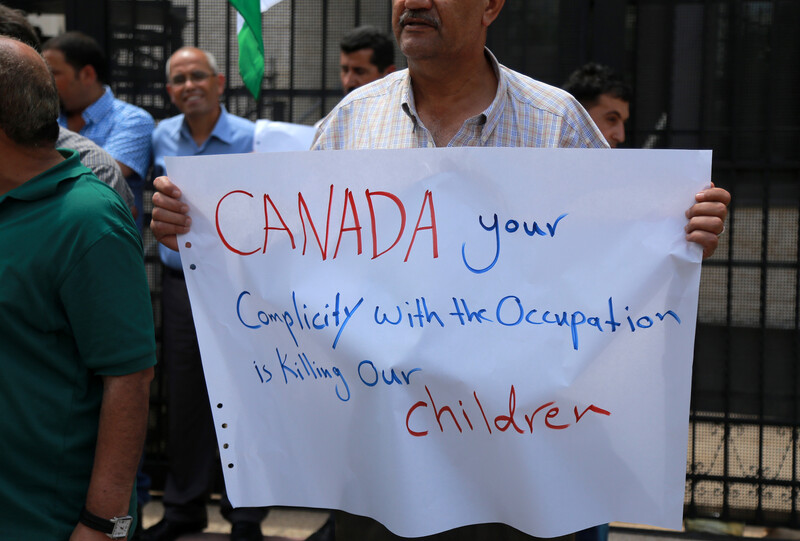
left=335, top=511, right=576, bottom=541
left=161, top=269, right=267, bottom=525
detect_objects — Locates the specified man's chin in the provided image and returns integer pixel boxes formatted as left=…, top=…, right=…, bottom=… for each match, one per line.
left=181, top=103, right=217, bottom=118
left=180, top=101, right=205, bottom=112
left=398, top=37, right=438, bottom=62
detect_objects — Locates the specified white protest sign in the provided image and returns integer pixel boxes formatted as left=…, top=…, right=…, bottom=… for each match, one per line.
left=166, top=147, right=710, bottom=538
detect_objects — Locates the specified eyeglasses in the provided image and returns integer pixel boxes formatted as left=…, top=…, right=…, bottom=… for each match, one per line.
left=169, top=70, right=213, bottom=86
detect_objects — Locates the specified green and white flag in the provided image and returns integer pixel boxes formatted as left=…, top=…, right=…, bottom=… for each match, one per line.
left=229, top=0, right=283, bottom=100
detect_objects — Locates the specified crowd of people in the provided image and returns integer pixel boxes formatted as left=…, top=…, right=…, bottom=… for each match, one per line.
left=0, top=0, right=730, bottom=540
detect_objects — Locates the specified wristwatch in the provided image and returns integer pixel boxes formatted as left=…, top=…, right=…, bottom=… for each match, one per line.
left=79, top=507, right=133, bottom=539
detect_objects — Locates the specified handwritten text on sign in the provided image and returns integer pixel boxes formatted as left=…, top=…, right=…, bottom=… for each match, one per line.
left=167, top=147, right=711, bottom=538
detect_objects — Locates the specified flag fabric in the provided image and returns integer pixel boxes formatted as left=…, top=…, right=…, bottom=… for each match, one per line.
left=229, top=0, right=282, bottom=100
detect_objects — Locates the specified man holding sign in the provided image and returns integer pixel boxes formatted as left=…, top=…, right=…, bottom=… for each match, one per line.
left=143, top=47, right=266, bottom=541
left=152, top=0, right=727, bottom=257
left=150, top=0, right=729, bottom=539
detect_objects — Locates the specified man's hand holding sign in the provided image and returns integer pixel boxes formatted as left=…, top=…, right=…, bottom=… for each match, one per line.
left=155, top=147, right=718, bottom=538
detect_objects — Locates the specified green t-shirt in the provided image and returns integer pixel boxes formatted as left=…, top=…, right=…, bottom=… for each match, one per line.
left=0, top=149, right=156, bottom=539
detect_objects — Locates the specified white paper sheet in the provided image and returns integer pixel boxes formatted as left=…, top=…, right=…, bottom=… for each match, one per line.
left=165, top=147, right=711, bottom=538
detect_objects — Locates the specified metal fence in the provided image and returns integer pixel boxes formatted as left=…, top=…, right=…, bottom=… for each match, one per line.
left=19, top=0, right=800, bottom=529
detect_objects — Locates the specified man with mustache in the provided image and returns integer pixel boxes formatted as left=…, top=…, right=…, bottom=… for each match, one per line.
left=152, top=0, right=726, bottom=256
left=150, top=0, right=729, bottom=538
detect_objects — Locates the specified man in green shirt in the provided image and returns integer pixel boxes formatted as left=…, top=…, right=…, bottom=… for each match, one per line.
left=0, top=36, right=156, bottom=540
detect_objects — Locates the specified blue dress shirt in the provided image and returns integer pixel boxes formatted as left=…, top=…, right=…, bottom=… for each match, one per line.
left=58, top=86, right=155, bottom=230
left=152, top=105, right=255, bottom=270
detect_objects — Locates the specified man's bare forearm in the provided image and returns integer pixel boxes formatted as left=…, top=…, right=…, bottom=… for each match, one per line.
left=83, top=367, right=154, bottom=518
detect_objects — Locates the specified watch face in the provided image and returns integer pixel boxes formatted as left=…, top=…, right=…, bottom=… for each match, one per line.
left=110, top=516, right=132, bottom=539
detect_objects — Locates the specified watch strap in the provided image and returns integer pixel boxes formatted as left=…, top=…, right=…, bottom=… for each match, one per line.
left=79, top=507, right=114, bottom=534
left=79, top=507, right=132, bottom=538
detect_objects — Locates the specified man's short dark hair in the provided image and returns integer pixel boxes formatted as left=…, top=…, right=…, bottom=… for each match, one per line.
left=0, top=4, right=41, bottom=50
left=42, top=31, right=108, bottom=84
left=339, top=25, right=394, bottom=72
left=0, top=39, right=59, bottom=147
left=562, top=62, right=633, bottom=109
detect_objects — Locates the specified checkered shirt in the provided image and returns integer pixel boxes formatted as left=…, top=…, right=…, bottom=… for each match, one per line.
left=312, top=49, right=608, bottom=151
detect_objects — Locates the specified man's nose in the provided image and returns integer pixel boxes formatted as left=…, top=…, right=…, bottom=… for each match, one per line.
left=343, top=72, right=357, bottom=88
left=404, top=0, right=433, bottom=9
left=615, top=125, right=626, bottom=145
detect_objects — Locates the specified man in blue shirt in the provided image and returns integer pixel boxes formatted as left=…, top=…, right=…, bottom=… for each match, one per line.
left=42, top=31, right=154, bottom=231
left=142, top=46, right=264, bottom=541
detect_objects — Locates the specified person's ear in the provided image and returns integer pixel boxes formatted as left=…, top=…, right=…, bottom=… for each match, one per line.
left=166, top=83, right=178, bottom=105
left=78, top=64, right=97, bottom=85
left=482, top=0, right=506, bottom=27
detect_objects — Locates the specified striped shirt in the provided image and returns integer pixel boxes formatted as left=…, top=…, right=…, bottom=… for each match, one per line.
left=312, top=49, right=608, bottom=151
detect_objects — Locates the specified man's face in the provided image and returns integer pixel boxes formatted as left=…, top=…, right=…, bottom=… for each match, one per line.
left=586, top=93, right=630, bottom=148
left=42, top=48, right=86, bottom=115
left=340, top=49, right=387, bottom=94
left=392, top=0, right=491, bottom=62
left=166, top=48, right=224, bottom=118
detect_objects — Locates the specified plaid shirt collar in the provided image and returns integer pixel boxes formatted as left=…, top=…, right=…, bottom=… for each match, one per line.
left=400, top=48, right=507, bottom=145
